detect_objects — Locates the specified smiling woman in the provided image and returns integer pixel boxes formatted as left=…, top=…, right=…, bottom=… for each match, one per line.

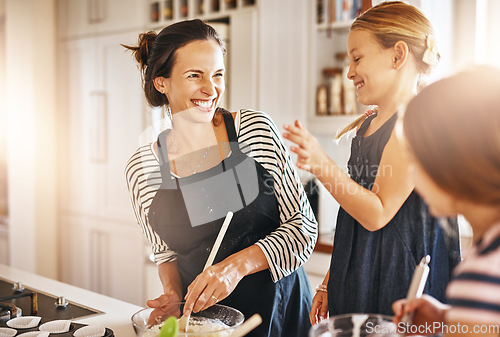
left=123, top=19, right=318, bottom=337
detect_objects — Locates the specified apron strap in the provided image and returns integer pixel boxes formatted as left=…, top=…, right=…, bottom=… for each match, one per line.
left=221, top=109, right=242, bottom=155
left=157, top=129, right=178, bottom=189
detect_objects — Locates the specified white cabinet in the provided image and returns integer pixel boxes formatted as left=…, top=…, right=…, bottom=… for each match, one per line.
left=0, top=217, right=8, bottom=266
left=59, top=31, right=143, bottom=222
left=58, top=0, right=145, bottom=38
left=59, top=214, right=145, bottom=305
left=58, top=30, right=146, bottom=305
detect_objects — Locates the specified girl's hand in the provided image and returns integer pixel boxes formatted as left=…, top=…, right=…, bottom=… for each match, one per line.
left=310, top=290, right=329, bottom=325
left=183, top=260, right=245, bottom=316
left=392, top=294, right=449, bottom=336
left=283, top=120, right=329, bottom=176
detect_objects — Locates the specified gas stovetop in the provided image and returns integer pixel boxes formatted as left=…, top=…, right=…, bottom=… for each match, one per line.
left=0, top=277, right=114, bottom=336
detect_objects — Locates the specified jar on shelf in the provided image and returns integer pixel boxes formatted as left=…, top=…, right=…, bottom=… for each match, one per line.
left=212, top=0, right=220, bottom=12
left=164, top=0, right=173, bottom=20
left=316, top=85, right=328, bottom=116
left=323, top=68, right=343, bottom=115
left=150, top=1, right=160, bottom=22
left=180, top=0, right=188, bottom=17
left=226, top=0, right=237, bottom=9
left=340, top=56, right=358, bottom=115
left=317, top=0, right=324, bottom=24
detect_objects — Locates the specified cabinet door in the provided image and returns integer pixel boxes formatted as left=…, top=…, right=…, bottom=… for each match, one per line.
left=58, top=0, right=98, bottom=38
left=59, top=32, right=143, bottom=221
left=88, top=219, right=145, bottom=306
left=60, top=215, right=145, bottom=306
left=59, top=38, right=102, bottom=215
left=58, top=0, right=145, bottom=39
left=96, top=32, right=143, bottom=222
left=59, top=215, right=92, bottom=290
left=96, top=0, right=145, bottom=34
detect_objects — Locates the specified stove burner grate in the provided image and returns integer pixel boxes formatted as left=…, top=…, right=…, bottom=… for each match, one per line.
left=0, top=277, right=113, bottom=335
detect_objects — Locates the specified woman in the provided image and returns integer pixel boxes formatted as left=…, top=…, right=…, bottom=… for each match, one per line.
left=393, top=66, right=500, bottom=336
left=283, top=1, right=460, bottom=322
left=124, top=19, right=317, bottom=336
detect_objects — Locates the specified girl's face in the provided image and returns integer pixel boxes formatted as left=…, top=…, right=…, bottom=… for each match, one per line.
left=164, top=39, right=225, bottom=123
left=412, top=160, right=459, bottom=217
left=346, top=29, right=397, bottom=106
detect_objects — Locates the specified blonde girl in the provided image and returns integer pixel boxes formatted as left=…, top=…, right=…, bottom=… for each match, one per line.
left=283, top=1, right=460, bottom=322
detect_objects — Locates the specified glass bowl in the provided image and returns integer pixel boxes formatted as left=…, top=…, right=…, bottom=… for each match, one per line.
left=131, top=302, right=244, bottom=337
left=309, top=313, right=398, bottom=337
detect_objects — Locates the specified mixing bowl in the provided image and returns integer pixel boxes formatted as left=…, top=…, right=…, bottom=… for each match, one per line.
left=131, top=302, right=244, bottom=337
left=309, top=314, right=398, bottom=337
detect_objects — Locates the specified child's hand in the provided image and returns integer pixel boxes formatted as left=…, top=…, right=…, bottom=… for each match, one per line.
left=283, top=120, right=329, bottom=177
left=309, top=290, right=329, bottom=325
left=392, top=294, right=449, bottom=336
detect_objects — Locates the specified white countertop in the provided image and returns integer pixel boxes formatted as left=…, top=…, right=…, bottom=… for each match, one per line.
left=0, top=264, right=142, bottom=336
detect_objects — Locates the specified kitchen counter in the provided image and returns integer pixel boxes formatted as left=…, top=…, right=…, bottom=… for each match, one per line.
left=0, top=263, right=142, bottom=336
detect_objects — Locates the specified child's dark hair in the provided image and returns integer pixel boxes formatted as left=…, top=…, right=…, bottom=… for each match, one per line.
left=122, top=19, right=226, bottom=107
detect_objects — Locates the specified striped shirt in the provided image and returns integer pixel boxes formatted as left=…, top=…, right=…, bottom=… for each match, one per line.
left=446, top=223, right=500, bottom=325
left=125, top=109, right=318, bottom=282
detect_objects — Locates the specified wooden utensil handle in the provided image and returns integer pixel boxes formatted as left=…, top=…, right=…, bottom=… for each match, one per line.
left=230, top=314, right=262, bottom=337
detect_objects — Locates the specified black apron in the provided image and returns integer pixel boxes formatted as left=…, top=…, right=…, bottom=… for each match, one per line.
left=148, top=111, right=312, bottom=337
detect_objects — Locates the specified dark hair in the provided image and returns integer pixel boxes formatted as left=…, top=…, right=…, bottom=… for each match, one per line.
left=123, top=19, right=226, bottom=107
left=404, top=65, right=500, bottom=205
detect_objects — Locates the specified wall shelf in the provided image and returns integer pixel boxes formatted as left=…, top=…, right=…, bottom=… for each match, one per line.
left=307, top=114, right=361, bottom=135
left=146, top=0, right=257, bottom=29
left=316, top=20, right=351, bottom=32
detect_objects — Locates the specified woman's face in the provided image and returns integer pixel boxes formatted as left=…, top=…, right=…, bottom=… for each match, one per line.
left=164, top=39, right=225, bottom=123
left=412, top=160, right=459, bottom=217
left=346, top=29, right=396, bottom=106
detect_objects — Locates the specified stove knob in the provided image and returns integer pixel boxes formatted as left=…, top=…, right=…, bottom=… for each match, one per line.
left=55, top=296, right=69, bottom=309
left=12, top=281, right=25, bottom=293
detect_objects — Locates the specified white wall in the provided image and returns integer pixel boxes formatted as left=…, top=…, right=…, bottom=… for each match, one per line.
left=5, top=0, right=58, bottom=277
left=0, top=0, right=7, bottom=217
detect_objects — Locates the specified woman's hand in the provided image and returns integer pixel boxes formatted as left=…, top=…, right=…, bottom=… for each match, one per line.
left=283, top=120, right=329, bottom=176
left=183, top=245, right=268, bottom=316
left=183, top=261, right=245, bottom=315
left=310, top=290, right=329, bottom=325
left=392, top=294, right=449, bottom=336
left=146, top=291, right=183, bottom=327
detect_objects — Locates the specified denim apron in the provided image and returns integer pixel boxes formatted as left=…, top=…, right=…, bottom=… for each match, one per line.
left=148, top=111, right=312, bottom=337
left=328, top=113, right=461, bottom=316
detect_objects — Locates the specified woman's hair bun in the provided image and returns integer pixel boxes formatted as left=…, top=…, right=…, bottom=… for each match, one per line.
left=122, top=31, right=157, bottom=71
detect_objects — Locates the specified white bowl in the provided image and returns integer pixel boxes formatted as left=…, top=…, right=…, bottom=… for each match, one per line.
left=131, top=302, right=244, bottom=337
left=309, top=313, right=398, bottom=337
